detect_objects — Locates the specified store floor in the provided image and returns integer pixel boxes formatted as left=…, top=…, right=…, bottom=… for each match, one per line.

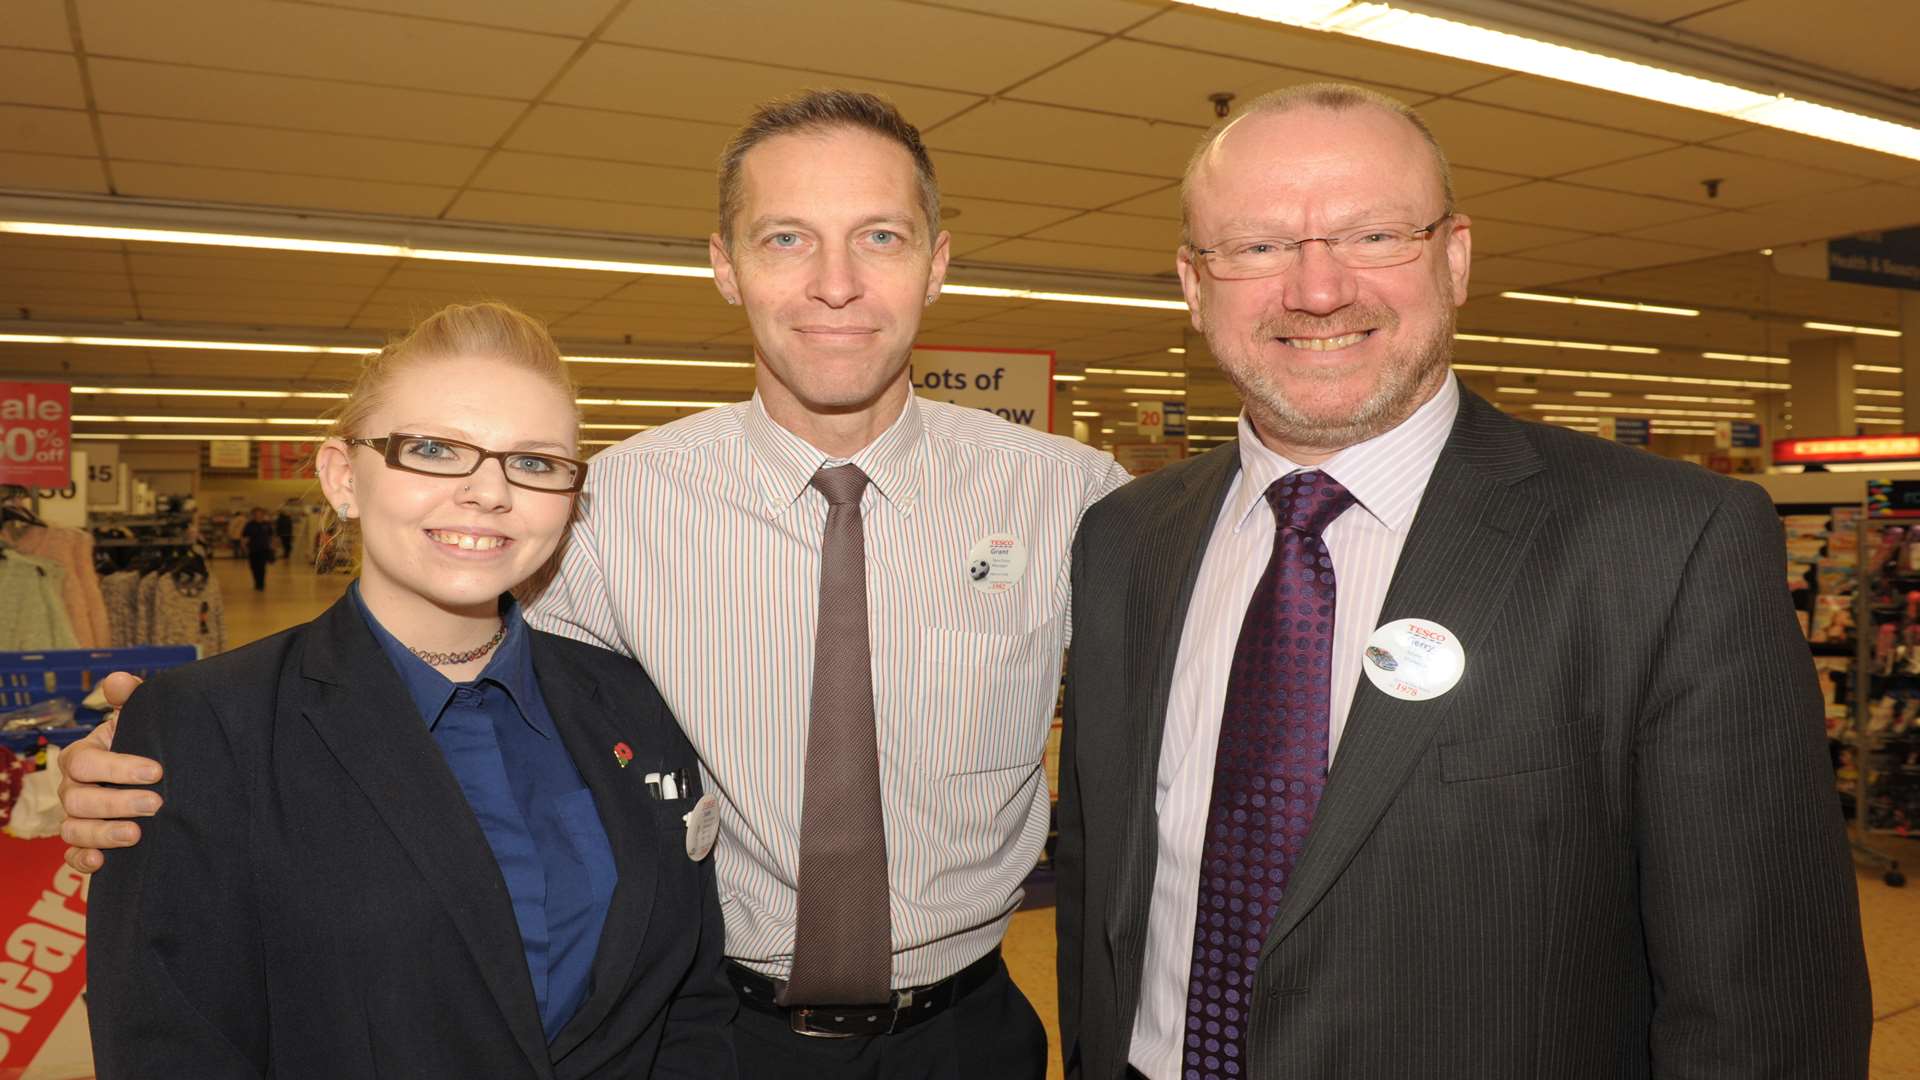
left=219, top=559, right=1920, bottom=1079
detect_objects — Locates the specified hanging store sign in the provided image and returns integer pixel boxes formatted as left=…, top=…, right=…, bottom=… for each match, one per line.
left=1135, top=401, right=1165, bottom=439
left=258, top=441, right=316, bottom=480
left=909, top=347, right=1054, bottom=430
left=1600, top=417, right=1648, bottom=446
left=1774, top=229, right=1920, bottom=292
left=0, top=382, right=70, bottom=488
left=207, top=440, right=250, bottom=470
left=1775, top=433, right=1920, bottom=465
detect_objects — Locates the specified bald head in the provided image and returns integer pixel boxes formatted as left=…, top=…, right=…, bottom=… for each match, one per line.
left=1181, top=83, right=1454, bottom=247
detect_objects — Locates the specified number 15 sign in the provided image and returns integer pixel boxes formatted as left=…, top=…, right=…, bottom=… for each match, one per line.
left=0, top=382, right=71, bottom=488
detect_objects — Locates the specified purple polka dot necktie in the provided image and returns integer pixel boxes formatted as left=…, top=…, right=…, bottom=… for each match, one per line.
left=1182, top=469, right=1355, bottom=1080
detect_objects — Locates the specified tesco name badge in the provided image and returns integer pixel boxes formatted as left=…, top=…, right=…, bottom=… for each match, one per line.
left=1361, top=618, right=1465, bottom=702
left=965, top=533, right=1028, bottom=593
left=683, top=793, right=719, bottom=861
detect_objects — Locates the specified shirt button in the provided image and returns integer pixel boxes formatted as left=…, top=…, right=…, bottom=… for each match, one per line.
left=452, top=687, right=480, bottom=706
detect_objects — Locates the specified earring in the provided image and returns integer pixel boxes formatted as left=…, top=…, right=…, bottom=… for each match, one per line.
left=337, top=502, right=351, bottom=517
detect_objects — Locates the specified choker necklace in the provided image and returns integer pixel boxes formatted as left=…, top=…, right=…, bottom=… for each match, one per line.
left=406, top=622, right=506, bottom=667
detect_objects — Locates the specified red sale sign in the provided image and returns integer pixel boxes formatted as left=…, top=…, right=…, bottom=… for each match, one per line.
left=0, top=836, right=89, bottom=1078
left=0, top=384, right=71, bottom=489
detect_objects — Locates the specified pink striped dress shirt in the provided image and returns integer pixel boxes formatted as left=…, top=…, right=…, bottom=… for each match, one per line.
left=525, top=391, right=1131, bottom=987
left=1127, top=377, right=1460, bottom=1078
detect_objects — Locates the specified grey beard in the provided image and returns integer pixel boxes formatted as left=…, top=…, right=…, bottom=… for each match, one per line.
left=1215, top=302, right=1456, bottom=453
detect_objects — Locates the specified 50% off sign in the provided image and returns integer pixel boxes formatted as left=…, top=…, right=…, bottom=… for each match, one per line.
left=0, top=382, right=72, bottom=488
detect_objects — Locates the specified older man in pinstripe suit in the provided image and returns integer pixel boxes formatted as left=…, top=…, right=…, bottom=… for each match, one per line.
left=1055, top=82, right=1872, bottom=1080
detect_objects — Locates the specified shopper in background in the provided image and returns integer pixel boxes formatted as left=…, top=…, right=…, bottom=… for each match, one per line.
left=62, top=91, right=1126, bottom=1080
left=84, top=302, right=735, bottom=1079
left=273, top=505, right=295, bottom=566
left=1054, top=83, right=1873, bottom=1080
left=240, top=506, right=276, bottom=591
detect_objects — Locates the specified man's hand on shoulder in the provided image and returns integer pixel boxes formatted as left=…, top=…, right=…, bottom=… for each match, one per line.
left=59, top=671, right=163, bottom=874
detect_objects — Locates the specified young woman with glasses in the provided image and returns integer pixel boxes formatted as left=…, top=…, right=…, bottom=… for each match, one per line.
left=86, top=302, right=736, bottom=1079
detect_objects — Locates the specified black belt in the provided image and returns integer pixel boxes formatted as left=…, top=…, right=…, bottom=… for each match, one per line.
left=726, top=947, right=1002, bottom=1038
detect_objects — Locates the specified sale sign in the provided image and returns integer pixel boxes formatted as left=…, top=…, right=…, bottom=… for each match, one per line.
left=0, top=384, right=70, bottom=488
left=0, top=836, right=89, bottom=1078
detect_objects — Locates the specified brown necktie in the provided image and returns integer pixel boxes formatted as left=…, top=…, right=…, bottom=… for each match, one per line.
left=782, top=464, right=892, bottom=1005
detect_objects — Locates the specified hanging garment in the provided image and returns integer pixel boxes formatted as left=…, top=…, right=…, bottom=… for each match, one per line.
left=101, top=570, right=142, bottom=647
left=147, top=572, right=227, bottom=656
left=13, top=525, right=112, bottom=648
left=0, top=553, right=80, bottom=650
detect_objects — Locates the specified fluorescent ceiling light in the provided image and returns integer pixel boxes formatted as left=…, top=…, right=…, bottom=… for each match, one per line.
left=574, top=397, right=733, bottom=409
left=1529, top=403, right=1753, bottom=419
left=73, top=385, right=347, bottom=399
left=0, top=219, right=1187, bottom=312
left=1646, top=394, right=1754, bottom=404
left=1052, top=374, right=1087, bottom=382
left=1168, top=347, right=1187, bottom=354
left=1179, top=2, right=1920, bottom=160
left=1073, top=410, right=1102, bottom=417
left=1856, top=364, right=1903, bottom=374
left=73, top=432, right=299, bottom=442
left=1123, top=387, right=1187, bottom=396
left=1859, top=418, right=1906, bottom=426
left=563, top=355, right=752, bottom=369
left=1086, top=367, right=1186, bottom=378
left=1494, top=387, right=1538, bottom=394
left=1805, top=320, right=1903, bottom=337
left=1499, top=291, right=1698, bottom=316
left=1457, top=333, right=1658, bottom=354
left=1856, top=404, right=1903, bottom=414
left=73, top=414, right=328, bottom=425
left=1189, top=414, right=1239, bottom=422
left=1099, top=427, right=1116, bottom=434
left=581, top=422, right=655, bottom=431
left=1858, top=388, right=1904, bottom=397
left=1071, top=399, right=1090, bottom=405
left=1704, top=351, right=1789, bottom=365
left=1452, top=363, right=1785, bottom=391
left=0, top=332, right=367, bottom=355
left=1573, top=390, right=1613, bottom=398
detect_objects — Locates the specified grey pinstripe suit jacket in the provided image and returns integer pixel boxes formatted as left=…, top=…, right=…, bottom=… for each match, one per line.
left=1056, top=383, right=1872, bottom=1079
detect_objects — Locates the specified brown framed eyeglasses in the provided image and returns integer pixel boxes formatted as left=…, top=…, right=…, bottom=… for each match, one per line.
left=346, top=433, right=587, bottom=493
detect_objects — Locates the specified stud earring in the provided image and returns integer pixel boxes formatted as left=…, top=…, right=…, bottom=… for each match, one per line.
left=338, top=502, right=351, bottom=517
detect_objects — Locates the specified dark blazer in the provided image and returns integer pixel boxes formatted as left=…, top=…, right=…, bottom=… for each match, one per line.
left=1056, top=384, right=1872, bottom=1079
left=88, top=594, right=737, bottom=1080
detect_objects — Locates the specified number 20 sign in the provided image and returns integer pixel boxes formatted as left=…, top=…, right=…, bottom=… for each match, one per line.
left=0, top=382, right=71, bottom=488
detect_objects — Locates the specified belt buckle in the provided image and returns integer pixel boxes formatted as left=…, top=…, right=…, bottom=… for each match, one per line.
left=788, top=1005, right=865, bottom=1039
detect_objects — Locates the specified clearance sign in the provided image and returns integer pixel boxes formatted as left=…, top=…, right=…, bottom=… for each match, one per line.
left=909, top=347, right=1054, bottom=430
left=1774, top=434, right=1920, bottom=465
left=0, top=836, right=89, bottom=1077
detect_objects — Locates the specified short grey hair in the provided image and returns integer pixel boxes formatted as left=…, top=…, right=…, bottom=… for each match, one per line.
left=1180, top=82, right=1455, bottom=246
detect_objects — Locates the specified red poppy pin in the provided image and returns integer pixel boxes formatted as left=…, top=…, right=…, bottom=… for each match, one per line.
left=613, top=742, right=634, bottom=769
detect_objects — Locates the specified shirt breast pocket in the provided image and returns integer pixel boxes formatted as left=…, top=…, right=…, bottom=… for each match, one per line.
left=913, top=619, right=1060, bottom=776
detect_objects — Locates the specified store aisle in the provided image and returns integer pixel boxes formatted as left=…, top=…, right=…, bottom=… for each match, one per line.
left=221, top=563, right=1920, bottom=1079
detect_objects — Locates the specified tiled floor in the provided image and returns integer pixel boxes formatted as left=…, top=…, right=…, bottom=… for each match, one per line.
left=221, top=560, right=1920, bottom=1079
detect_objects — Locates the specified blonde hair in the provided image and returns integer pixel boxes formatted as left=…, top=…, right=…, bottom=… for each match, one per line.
left=313, top=301, right=580, bottom=562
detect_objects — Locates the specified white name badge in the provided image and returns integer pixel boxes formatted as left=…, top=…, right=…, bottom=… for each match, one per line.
left=965, top=533, right=1028, bottom=593
left=1361, top=618, right=1465, bottom=702
left=683, top=793, right=719, bottom=861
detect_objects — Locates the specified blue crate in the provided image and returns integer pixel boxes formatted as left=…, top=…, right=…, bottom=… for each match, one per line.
left=0, top=646, right=200, bottom=709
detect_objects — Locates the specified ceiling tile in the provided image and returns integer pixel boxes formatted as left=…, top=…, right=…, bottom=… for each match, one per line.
left=2, top=0, right=71, bottom=51
left=933, top=150, right=1169, bottom=209
left=1007, top=39, right=1417, bottom=128
left=1464, top=181, right=1716, bottom=234
left=962, top=236, right=1179, bottom=275
left=1573, top=1, right=1733, bottom=22
left=1469, top=254, right=1612, bottom=287
left=1620, top=210, right=1811, bottom=251
left=1516, top=235, right=1719, bottom=272
left=506, top=105, right=733, bottom=171
left=377, top=268, right=618, bottom=301
left=1449, top=166, right=1535, bottom=200
left=444, top=190, right=719, bottom=240
left=941, top=197, right=1084, bottom=237
left=600, top=0, right=1100, bottom=93
left=927, top=99, right=1201, bottom=176
left=1416, top=99, right=1678, bottom=178
left=1748, top=183, right=1920, bottom=244
left=1125, top=8, right=1496, bottom=95
left=546, top=43, right=983, bottom=129
left=1673, top=0, right=1920, bottom=93
left=466, top=151, right=713, bottom=209
left=111, top=161, right=456, bottom=216
left=1027, top=212, right=1179, bottom=252
left=76, top=0, right=578, bottom=99
left=1560, top=145, right=1861, bottom=209
left=88, top=58, right=522, bottom=147
left=1456, top=75, right=1746, bottom=142
left=1467, top=217, right=1594, bottom=257
left=0, top=48, right=85, bottom=109
left=100, top=115, right=487, bottom=186
left=1703, top=128, right=1916, bottom=183
left=947, top=233, right=1021, bottom=258
left=1100, top=184, right=1181, bottom=220
left=920, top=0, right=1167, bottom=33
left=0, top=150, right=107, bottom=194
left=0, top=104, right=98, bottom=157
left=304, top=0, right=624, bottom=36
left=126, top=250, right=397, bottom=287
left=0, top=239, right=124, bottom=273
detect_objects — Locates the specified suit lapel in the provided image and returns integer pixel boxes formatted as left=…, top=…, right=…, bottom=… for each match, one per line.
left=539, top=634, right=661, bottom=1061
left=1107, top=447, right=1241, bottom=970
left=1261, top=387, right=1550, bottom=959
left=296, top=597, right=554, bottom=1079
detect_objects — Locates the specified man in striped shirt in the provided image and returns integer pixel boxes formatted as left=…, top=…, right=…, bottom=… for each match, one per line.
left=61, top=89, right=1130, bottom=1079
